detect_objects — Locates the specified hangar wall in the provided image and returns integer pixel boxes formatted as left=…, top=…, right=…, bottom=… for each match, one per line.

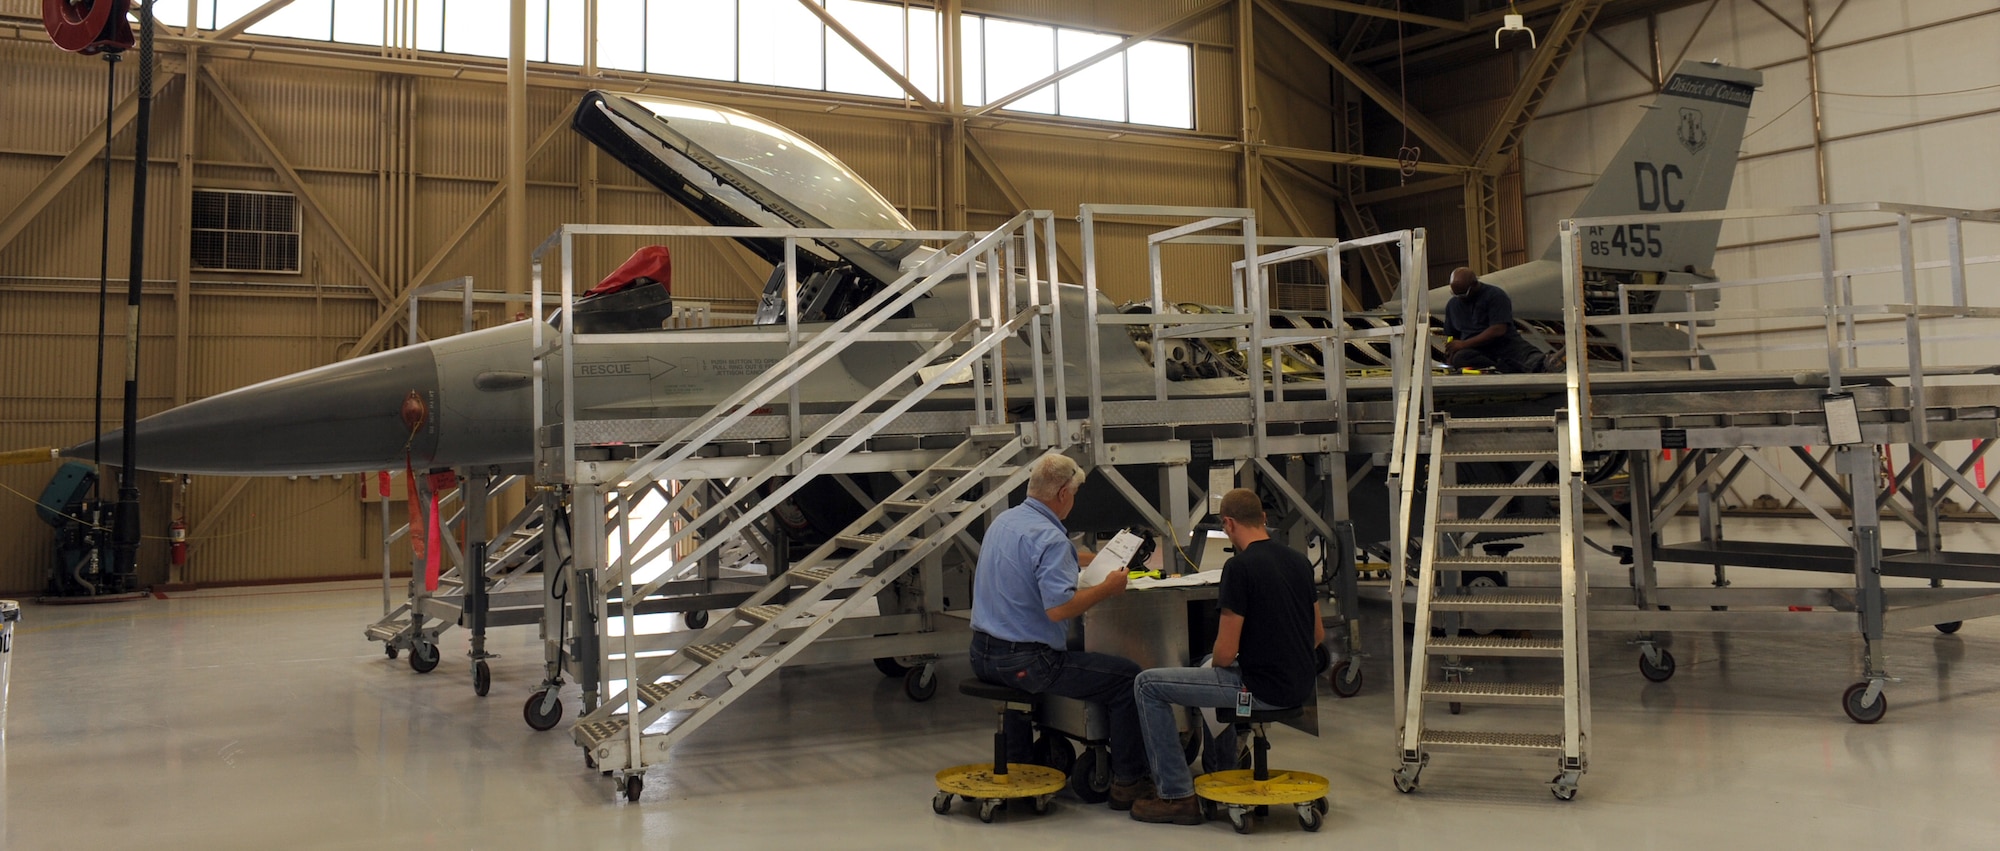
left=0, top=1, right=1338, bottom=592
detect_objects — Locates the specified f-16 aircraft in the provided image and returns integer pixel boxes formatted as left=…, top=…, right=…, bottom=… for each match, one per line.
left=65, top=61, right=1760, bottom=499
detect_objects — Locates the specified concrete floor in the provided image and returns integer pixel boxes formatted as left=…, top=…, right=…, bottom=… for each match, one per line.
left=6, top=516, right=2000, bottom=849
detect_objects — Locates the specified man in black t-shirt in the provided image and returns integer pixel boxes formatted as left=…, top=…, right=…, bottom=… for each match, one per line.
left=1129, top=489, right=1324, bottom=825
left=1443, top=267, right=1550, bottom=373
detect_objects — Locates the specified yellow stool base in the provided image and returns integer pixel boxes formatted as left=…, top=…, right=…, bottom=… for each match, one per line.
left=935, top=763, right=1067, bottom=799
left=1193, top=768, right=1330, bottom=806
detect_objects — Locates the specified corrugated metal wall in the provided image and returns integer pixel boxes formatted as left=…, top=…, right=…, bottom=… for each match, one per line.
left=0, top=2, right=1339, bottom=592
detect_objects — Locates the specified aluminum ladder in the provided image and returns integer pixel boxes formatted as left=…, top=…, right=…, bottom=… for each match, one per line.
left=1393, top=413, right=1591, bottom=800
left=572, top=427, right=1042, bottom=801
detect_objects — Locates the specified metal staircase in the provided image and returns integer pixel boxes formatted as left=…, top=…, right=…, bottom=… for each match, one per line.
left=365, top=476, right=557, bottom=661
left=1393, top=414, right=1591, bottom=800
left=572, top=428, right=1042, bottom=799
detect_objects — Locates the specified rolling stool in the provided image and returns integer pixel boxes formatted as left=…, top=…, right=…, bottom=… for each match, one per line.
left=1192, top=706, right=1330, bottom=834
left=933, top=679, right=1066, bottom=822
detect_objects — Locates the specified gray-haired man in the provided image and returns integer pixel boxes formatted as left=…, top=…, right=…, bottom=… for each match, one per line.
left=969, top=452, right=1153, bottom=809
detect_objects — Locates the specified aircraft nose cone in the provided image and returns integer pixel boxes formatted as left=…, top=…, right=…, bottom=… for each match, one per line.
left=66, top=345, right=442, bottom=476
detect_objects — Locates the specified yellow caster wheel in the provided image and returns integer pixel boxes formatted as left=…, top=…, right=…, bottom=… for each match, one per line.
left=1194, top=768, right=1331, bottom=834
left=935, top=763, right=1065, bottom=822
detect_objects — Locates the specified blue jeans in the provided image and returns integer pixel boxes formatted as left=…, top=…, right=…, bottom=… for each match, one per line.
left=969, top=632, right=1148, bottom=784
left=1134, top=663, right=1288, bottom=800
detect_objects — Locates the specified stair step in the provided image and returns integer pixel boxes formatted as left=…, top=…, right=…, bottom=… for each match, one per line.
left=1435, top=517, right=1561, bottom=533
left=635, top=679, right=688, bottom=706
left=738, top=604, right=789, bottom=625
left=1440, top=483, right=1560, bottom=496
left=883, top=499, right=972, bottom=514
left=1426, top=636, right=1565, bottom=658
left=1422, top=682, right=1564, bottom=705
left=1418, top=729, right=1565, bottom=753
left=1445, top=417, right=1557, bottom=430
left=1439, top=449, right=1556, bottom=462
left=364, top=622, right=408, bottom=643
left=1429, top=593, right=1562, bottom=611
left=575, top=718, right=627, bottom=750
left=834, top=532, right=912, bottom=551
left=1434, top=556, right=1563, bottom=571
left=791, top=565, right=840, bottom=585
left=685, top=642, right=736, bottom=665
left=936, top=464, right=1019, bottom=477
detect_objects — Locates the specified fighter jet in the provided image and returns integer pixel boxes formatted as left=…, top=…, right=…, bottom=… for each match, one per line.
left=65, top=61, right=1759, bottom=482
left=1419, top=60, right=1763, bottom=369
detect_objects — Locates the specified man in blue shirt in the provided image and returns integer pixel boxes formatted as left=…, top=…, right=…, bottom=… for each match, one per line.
left=1442, top=267, right=1550, bottom=373
left=970, top=452, right=1151, bottom=809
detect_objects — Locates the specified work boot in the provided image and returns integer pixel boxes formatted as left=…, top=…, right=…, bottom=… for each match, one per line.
left=1107, top=777, right=1155, bottom=811
left=1130, top=793, right=1204, bottom=825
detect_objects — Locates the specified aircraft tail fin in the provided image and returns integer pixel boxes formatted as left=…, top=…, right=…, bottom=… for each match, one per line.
left=1541, top=60, right=1762, bottom=273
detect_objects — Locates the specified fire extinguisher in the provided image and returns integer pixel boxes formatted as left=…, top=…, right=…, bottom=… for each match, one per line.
left=169, top=518, right=188, bottom=566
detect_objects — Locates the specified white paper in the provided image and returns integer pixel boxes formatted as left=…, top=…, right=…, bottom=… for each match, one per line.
left=1080, top=530, right=1144, bottom=587
left=1127, top=568, right=1223, bottom=590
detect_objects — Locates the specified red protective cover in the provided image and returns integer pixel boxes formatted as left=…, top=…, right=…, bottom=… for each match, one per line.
left=586, top=245, right=672, bottom=297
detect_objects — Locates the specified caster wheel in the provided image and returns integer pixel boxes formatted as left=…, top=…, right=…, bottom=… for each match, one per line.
left=523, top=688, right=564, bottom=731
left=1228, top=806, right=1251, bottom=834
left=931, top=791, right=953, bottom=815
left=1031, top=795, right=1052, bottom=815
left=873, top=656, right=910, bottom=678
left=684, top=609, right=709, bottom=629
left=1329, top=659, right=1362, bottom=698
left=1552, top=785, right=1577, bottom=801
left=1842, top=682, right=1887, bottom=724
left=1035, top=733, right=1075, bottom=776
left=384, top=644, right=399, bottom=660
left=585, top=754, right=597, bottom=770
left=1449, top=702, right=1462, bottom=715
left=978, top=798, right=999, bottom=823
left=1298, top=803, right=1324, bottom=832
left=1068, top=749, right=1110, bottom=804
left=623, top=774, right=643, bottom=802
left=1393, top=766, right=1421, bottom=794
left=408, top=641, right=439, bottom=674
left=1639, top=648, right=1676, bottom=683
left=473, top=660, right=491, bottom=697
left=1313, top=796, right=1330, bottom=815
left=1199, top=798, right=1217, bottom=819
left=1936, top=621, right=1963, bottom=635
left=902, top=664, right=937, bottom=702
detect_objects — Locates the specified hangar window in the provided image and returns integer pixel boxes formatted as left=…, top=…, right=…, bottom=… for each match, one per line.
left=191, top=190, right=302, bottom=275
left=154, top=1, right=1194, bottom=130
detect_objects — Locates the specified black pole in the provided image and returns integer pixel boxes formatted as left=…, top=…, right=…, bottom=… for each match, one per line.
left=111, top=1, right=155, bottom=593
left=93, top=50, right=121, bottom=492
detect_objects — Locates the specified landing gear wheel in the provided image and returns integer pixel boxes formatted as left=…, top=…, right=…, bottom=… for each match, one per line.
left=408, top=640, right=439, bottom=674
left=902, top=664, right=937, bottom=702
left=1297, top=802, right=1324, bottom=832
left=978, top=798, right=1000, bottom=823
left=1035, top=733, right=1075, bottom=776
left=1228, top=806, right=1252, bottom=834
left=523, top=689, right=564, bottom=731
left=873, top=656, right=910, bottom=678
left=384, top=644, right=399, bottom=660
left=1329, top=659, right=1363, bottom=698
left=1936, top=621, right=1963, bottom=635
left=1068, top=748, right=1110, bottom=804
left=1639, top=648, right=1676, bottom=682
left=622, top=774, right=643, bottom=802
left=473, top=660, right=491, bottom=697
left=1550, top=773, right=1578, bottom=801
left=931, top=791, right=954, bottom=815
left=1842, top=681, right=1887, bottom=724
left=684, top=609, right=709, bottom=629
